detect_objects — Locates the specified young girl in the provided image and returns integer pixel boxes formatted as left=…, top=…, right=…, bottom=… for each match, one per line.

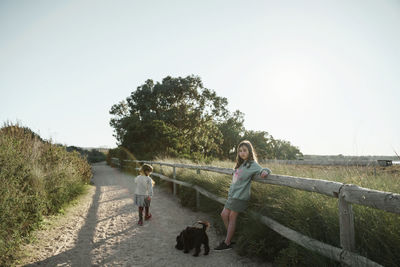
left=214, top=140, right=271, bottom=251
left=134, top=164, right=155, bottom=226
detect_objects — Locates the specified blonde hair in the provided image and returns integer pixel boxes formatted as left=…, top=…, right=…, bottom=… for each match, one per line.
left=234, top=140, right=258, bottom=169
left=140, top=164, right=153, bottom=175
left=140, top=164, right=155, bottom=186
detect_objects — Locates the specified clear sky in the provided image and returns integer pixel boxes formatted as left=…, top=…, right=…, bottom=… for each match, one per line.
left=1, top=0, right=399, bottom=156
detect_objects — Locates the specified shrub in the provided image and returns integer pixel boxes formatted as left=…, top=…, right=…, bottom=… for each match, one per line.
left=0, top=124, right=92, bottom=266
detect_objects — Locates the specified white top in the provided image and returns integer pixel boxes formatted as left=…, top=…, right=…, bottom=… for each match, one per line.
left=134, top=175, right=154, bottom=196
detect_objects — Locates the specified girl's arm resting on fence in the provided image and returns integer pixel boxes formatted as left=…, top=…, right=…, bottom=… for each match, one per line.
left=256, top=167, right=272, bottom=179
left=249, top=161, right=271, bottom=179
left=260, top=170, right=269, bottom=178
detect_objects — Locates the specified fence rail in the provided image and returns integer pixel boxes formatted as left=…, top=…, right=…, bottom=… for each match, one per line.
left=110, top=158, right=400, bottom=266
left=263, top=159, right=381, bottom=166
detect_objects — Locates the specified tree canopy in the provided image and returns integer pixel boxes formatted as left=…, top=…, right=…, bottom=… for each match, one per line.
left=110, top=75, right=302, bottom=161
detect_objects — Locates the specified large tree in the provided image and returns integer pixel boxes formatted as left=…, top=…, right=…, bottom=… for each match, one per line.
left=110, top=75, right=303, bottom=160
left=110, top=75, right=228, bottom=159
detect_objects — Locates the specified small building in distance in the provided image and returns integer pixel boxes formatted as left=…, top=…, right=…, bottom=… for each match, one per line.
left=377, top=159, right=393, bottom=167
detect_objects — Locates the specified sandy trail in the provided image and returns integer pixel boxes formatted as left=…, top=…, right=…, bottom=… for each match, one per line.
left=18, top=162, right=270, bottom=267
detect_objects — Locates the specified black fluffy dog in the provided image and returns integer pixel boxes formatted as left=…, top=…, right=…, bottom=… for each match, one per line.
left=175, top=221, right=210, bottom=256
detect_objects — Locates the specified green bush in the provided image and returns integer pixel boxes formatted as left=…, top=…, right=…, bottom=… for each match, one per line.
left=0, top=124, right=92, bottom=266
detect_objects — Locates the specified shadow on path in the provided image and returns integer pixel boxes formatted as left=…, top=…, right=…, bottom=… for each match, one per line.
left=25, top=172, right=102, bottom=266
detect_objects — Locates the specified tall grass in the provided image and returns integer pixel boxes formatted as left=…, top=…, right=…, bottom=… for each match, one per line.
left=128, top=157, right=400, bottom=266
left=0, top=124, right=92, bottom=266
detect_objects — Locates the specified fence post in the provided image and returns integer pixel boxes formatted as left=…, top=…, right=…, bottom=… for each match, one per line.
left=173, top=166, right=177, bottom=196
left=338, top=186, right=355, bottom=255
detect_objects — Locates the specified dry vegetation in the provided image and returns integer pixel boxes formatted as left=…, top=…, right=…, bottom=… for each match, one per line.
left=0, top=124, right=92, bottom=266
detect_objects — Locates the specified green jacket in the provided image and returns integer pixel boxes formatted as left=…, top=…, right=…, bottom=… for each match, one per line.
left=228, top=160, right=271, bottom=201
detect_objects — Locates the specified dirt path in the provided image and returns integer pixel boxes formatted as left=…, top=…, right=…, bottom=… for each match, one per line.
left=18, top=162, right=271, bottom=267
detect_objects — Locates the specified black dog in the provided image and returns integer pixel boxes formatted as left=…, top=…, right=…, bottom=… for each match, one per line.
left=175, top=221, right=210, bottom=256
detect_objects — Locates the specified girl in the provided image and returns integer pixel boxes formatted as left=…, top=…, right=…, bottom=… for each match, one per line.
left=214, top=140, right=271, bottom=251
left=134, top=164, right=155, bottom=226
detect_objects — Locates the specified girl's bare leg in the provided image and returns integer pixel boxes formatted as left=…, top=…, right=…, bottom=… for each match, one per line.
left=224, top=210, right=238, bottom=245
left=220, top=208, right=231, bottom=230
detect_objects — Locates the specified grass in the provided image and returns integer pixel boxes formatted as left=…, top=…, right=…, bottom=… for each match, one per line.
left=0, top=124, right=92, bottom=266
left=119, top=157, right=400, bottom=266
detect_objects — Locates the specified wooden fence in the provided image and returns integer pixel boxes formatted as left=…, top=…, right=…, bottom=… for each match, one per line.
left=111, top=158, right=400, bottom=266
left=263, top=159, right=380, bottom=166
